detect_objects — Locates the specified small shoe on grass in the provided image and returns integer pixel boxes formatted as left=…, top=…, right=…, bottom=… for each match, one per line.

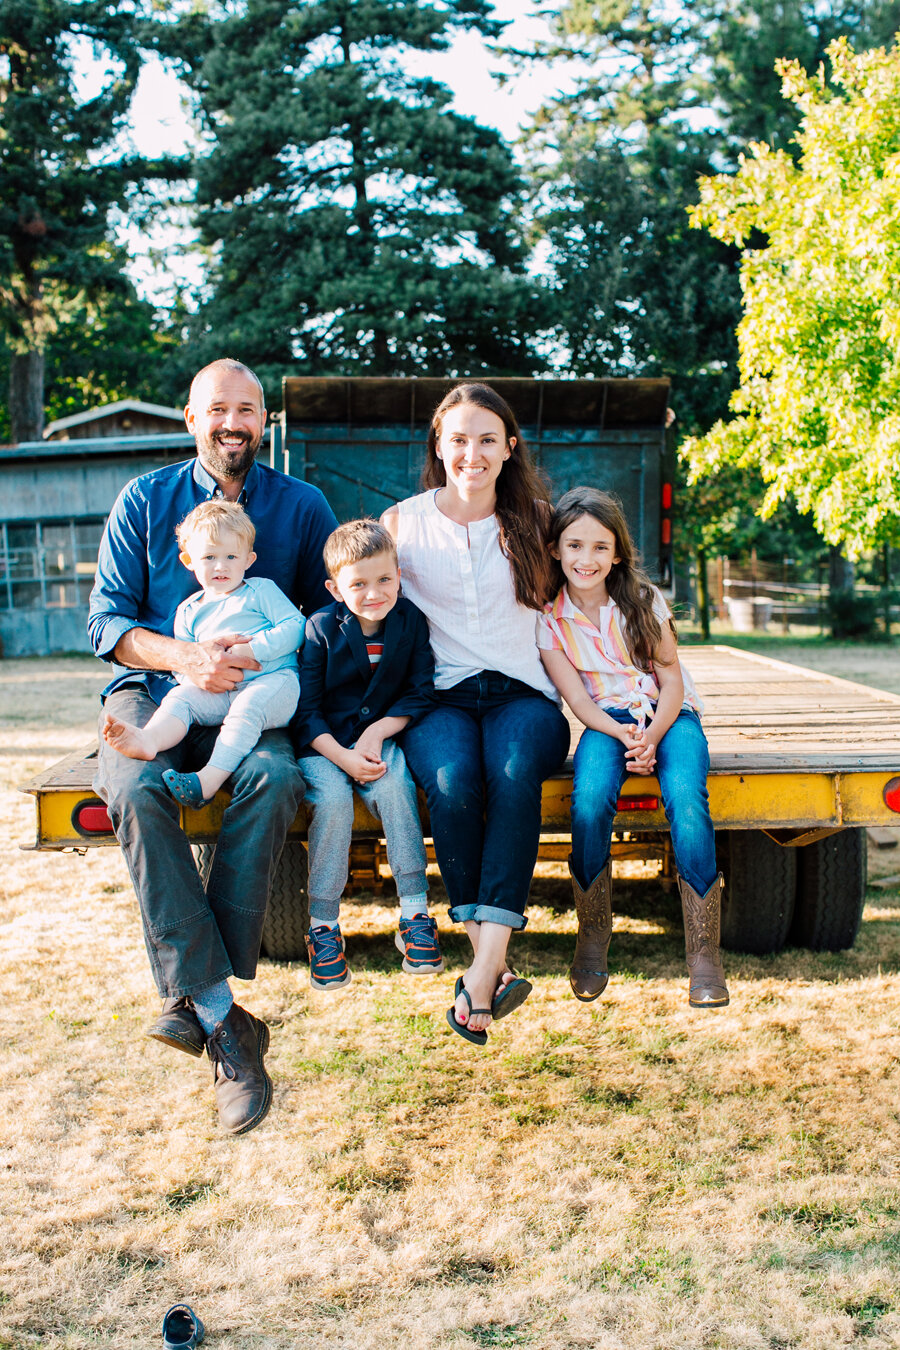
left=205, top=1004, right=272, bottom=1135
left=395, top=913, right=445, bottom=973
left=162, top=769, right=212, bottom=810
left=147, top=996, right=205, bottom=1058
left=162, top=1303, right=204, bottom=1349
left=306, top=923, right=351, bottom=990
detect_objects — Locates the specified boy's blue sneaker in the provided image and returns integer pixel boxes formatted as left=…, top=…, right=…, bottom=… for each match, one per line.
left=305, top=924, right=351, bottom=991
left=395, top=914, right=445, bottom=974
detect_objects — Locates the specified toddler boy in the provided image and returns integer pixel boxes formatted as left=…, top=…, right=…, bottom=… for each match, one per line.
left=292, top=519, right=440, bottom=989
left=103, top=499, right=304, bottom=809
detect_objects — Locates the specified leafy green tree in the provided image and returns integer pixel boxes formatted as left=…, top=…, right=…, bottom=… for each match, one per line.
left=695, top=0, right=900, bottom=154
left=683, top=39, right=900, bottom=558
left=161, top=0, right=544, bottom=384
left=519, top=0, right=899, bottom=625
left=0, top=0, right=175, bottom=440
left=0, top=257, right=175, bottom=443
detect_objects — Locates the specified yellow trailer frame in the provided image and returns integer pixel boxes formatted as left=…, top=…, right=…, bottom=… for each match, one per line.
left=21, top=646, right=900, bottom=850
left=19, top=647, right=900, bottom=958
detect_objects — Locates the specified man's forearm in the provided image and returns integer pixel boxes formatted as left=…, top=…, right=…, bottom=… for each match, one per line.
left=113, top=627, right=189, bottom=675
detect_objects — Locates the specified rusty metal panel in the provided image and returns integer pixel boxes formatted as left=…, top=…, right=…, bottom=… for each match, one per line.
left=281, top=376, right=671, bottom=429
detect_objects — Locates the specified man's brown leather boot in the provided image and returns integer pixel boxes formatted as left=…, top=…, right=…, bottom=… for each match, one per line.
left=205, top=1004, right=272, bottom=1134
left=147, top=997, right=206, bottom=1058
left=568, top=857, right=613, bottom=1001
left=678, top=872, right=730, bottom=1008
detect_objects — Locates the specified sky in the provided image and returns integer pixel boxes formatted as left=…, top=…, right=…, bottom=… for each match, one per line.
left=127, top=3, right=563, bottom=156
left=119, top=2, right=577, bottom=304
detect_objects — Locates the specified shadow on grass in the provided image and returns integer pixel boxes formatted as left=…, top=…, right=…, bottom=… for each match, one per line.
left=329, top=875, right=900, bottom=986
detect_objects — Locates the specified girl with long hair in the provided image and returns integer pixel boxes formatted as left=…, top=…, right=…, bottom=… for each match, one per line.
left=382, top=383, right=570, bottom=1045
left=538, top=486, right=728, bottom=1009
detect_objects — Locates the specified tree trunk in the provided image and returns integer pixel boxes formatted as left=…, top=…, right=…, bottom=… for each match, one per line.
left=828, top=543, right=854, bottom=596
left=696, top=546, right=711, bottom=640
left=884, top=542, right=892, bottom=642
left=827, top=543, right=860, bottom=639
left=9, top=350, right=45, bottom=443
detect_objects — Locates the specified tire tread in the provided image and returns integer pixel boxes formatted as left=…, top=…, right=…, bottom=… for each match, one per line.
left=717, top=829, right=796, bottom=955
left=792, top=829, right=867, bottom=951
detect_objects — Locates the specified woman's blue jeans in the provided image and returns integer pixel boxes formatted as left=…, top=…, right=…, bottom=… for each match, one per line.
left=401, top=672, right=570, bottom=930
left=571, top=707, right=717, bottom=896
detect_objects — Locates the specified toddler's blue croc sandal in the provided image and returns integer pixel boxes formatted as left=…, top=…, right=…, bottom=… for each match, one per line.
left=446, top=975, right=489, bottom=1047
left=162, top=770, right=211, bottom=810
left=162, top=1303, right=205, bottom=1348
left=492, top=976, right=533, bottom=1021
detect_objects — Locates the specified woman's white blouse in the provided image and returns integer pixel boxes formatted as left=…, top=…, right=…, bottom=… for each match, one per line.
left=394, top=490, right=558, bottom=700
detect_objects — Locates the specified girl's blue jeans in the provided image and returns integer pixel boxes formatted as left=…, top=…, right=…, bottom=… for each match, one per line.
left=401, top=672, right=571, bottom=930
left=571, top=706, right=717, bottom=896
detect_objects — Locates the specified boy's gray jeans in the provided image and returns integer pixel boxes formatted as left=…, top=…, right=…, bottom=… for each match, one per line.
left=94, top=686, right=305, bottom=998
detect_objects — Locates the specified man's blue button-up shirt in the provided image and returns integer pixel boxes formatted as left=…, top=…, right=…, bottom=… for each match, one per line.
left=88, top=456, right=338, bottom=702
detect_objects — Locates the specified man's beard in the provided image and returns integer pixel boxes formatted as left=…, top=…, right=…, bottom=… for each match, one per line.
left=197, top=429, right=261, bottom=481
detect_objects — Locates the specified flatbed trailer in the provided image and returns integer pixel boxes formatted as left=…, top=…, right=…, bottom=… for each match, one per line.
left=21, top=646, right=900, bottom=963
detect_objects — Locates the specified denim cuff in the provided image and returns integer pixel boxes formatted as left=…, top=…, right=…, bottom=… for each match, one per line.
left=168, top=967, right=235, bottom=1000
left=447, top=903, right=528, bottom=932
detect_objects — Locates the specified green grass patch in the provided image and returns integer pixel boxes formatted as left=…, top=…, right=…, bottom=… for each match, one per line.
left=162, top=1180, right=216, bottom=1212
left=839, top=1294, right=892, bottom=1332
left=468, top=1323, right=534, bottom=1346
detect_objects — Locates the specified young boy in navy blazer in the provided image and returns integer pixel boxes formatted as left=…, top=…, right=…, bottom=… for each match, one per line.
left=291, top=519, right=441, bottom=990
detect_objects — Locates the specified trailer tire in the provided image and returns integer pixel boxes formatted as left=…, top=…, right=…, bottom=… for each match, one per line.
left=192, top=841, right=310, bottom=963
left=716, top=829, right=796, bottom=955
left=791, top=828, right=867, bottom=951
left=260, top=840, right=310, bottom=962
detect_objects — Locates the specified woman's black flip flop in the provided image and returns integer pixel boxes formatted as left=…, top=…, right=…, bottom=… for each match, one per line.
left=446, top=976, right=489, bottom=1046
left=491, top=976, right=533, bottom=1020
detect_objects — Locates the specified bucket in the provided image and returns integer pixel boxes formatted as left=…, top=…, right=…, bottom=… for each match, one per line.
left=727, top=596, right=772, bottom=632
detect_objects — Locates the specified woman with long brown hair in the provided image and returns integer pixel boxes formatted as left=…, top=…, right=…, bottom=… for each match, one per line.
left=382, top=383, right=570, bottom=1045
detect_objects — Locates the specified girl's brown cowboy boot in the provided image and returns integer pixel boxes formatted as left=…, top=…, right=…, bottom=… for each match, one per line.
left=677, top=872, right=730, bottom=1008
left=568, top=858, right=613, bottom=1001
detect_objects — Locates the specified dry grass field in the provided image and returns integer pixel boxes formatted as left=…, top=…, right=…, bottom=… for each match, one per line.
left=2, top=650, right=900, bottom=1349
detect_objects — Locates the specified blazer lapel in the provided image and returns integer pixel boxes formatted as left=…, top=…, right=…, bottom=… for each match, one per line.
left=340, top=606, right=373, bottom=683
left=363, top=603, right=402, bottom=699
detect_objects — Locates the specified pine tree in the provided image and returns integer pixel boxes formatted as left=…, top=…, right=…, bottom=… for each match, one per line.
left=518, top=0, right=741, bottom=431
left=0, top=263, right=172, bottom=445
left=519, top=0, right=900, bottom=432
left=162, top=0, right=545, bottom=384
left=0, top=0, right=165, bottom=441
left=697, top=0, right=900, bottom=154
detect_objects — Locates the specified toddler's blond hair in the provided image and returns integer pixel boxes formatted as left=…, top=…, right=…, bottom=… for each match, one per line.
left=176, top=500, right=256, bottom=552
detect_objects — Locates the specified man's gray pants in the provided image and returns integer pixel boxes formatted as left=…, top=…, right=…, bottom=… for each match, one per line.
left=94, top=686, right=305, bottom=998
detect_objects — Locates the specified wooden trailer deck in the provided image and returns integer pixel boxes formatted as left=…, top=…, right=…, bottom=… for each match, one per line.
left=683, top=645, right=900, bottom=770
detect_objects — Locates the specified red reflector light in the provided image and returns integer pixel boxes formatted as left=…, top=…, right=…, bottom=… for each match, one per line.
left=661, top=483, right=673, bottom=509
left=74, top=802, right=114, bottom=834
left=884, top=777, right=900, bottom=813
left=661, top=519, right=671, bottom=545
left=616, top=796, right=660, bottom=811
